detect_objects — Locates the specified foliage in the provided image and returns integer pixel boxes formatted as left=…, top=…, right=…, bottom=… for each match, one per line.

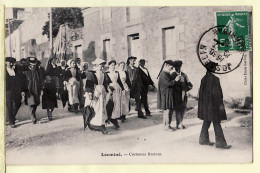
left=42, top=8, right=84, bottom=39
left=225, top=98, right=243, bottom=109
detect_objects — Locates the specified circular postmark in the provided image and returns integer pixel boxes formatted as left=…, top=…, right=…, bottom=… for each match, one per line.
left=197, top=25, right=246, bottom=74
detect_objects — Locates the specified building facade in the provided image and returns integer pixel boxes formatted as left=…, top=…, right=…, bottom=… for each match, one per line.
left=4, top=7, right=252, bottom=100
left=5, top=8, right=83, bottom=66
left=81, top=7, right=252, bottom=100
left=5, top=8, right=50, bottom=61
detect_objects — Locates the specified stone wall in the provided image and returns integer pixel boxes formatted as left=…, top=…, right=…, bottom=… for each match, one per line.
left=82, top=7, right=252, bottom=100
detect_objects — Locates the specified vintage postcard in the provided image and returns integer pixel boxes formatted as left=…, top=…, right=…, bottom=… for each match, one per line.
left=3, top=6, right=252, bottom=165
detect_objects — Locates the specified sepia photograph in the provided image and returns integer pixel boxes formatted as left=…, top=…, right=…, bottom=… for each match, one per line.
left=4, top=6, right=252, bottom=164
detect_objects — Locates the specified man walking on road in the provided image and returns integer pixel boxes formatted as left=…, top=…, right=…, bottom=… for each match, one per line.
left=5, top=57, right=26, bottom=128
left=138, top=59, right=155, bottom=117
left=171, top=60, right=193, bottom=129
left=24, top=57, right=43, bottom=124
left=157, top=60, right=180, bottom=131
left=126, top=56, right=147, bottom=119
left=198, top=61, right=232, bottom=149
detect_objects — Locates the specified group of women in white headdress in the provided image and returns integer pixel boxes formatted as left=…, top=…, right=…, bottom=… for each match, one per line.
left=59, top=58, right=131, bottom=134
left=81, top=59, right=131, bottom=134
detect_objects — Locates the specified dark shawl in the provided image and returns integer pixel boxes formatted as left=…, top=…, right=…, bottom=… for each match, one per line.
left=118, top=71, right=131, bottom=89
left=46, top=63, right=59, bottom=77
left=85, top=71, right=112, bottom=93
left=106, top=71, right=124, bottom=90
left=64, top=67, right=81, bottom=81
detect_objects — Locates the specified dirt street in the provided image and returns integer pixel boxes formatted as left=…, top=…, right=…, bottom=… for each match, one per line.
left=5, top=93, right=252, bottom=164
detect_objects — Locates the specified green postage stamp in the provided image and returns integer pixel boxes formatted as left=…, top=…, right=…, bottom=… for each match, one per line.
left=216, top=11, right=250, bottom=51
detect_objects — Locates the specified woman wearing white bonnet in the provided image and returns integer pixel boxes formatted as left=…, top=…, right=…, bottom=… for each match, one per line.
left=64, top=59, right=81, bottom=113
left=84, top=58, right=111, bottom=134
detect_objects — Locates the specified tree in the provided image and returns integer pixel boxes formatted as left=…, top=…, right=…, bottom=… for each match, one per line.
left=42, top=8, right=84, bottom=39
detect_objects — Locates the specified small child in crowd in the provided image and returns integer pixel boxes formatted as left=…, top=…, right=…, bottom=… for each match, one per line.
left=42, top=76, right=58, bottom=121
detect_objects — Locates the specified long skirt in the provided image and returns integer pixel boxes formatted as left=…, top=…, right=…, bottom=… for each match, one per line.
left=121, top=86, right=130, bottom=116
left=109, top=83, right=122, bottom=119
left=86, top=85, right=107, bottom=126
left=67, top=78, right=80, bottom=105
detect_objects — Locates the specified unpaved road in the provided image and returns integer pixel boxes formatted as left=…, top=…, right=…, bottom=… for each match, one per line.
left=5, top=94, right=252, bottom=164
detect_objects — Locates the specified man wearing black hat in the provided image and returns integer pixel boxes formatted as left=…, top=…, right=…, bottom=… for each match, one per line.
left=198, top=61, right=232, bottom=149
left=171, top=60, right=193, bottom=129
left=126, top=56, right=146, bottom=119
left=5, top=57, right=26, bottom=128
left=138, top=59, right=155, bottom=116
left=157, top=60, right=180, bottom=131
left=24, top=57, right=43, bottom=124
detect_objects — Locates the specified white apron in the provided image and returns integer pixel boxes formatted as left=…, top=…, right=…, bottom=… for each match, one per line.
left=118, top=71, right=130, bottom=116
left=85, top=72, right=107, bottom=126
left=108, top=71, right=122, bottom=119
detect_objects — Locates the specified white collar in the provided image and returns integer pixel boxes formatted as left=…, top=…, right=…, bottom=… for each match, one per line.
left=6, top=67, right=15, bottom=76
left=139, top=66, right=148, bottom=75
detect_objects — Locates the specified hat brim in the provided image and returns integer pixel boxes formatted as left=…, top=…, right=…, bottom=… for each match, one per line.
left=92, top=60, right=106, bottom=65
left=127, top=57, right=137, bottom=61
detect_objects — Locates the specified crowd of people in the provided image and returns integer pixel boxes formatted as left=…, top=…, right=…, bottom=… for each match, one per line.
left=5, top=55, right=231, bottom=149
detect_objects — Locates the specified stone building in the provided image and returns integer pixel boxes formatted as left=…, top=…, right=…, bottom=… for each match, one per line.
left=81, top=7, right=252, bottom=100
left=5, top=8, right=83, bottom=66
left=5, top=8, right=50, bottom=62
left=4, top=7, right=252, bottom=100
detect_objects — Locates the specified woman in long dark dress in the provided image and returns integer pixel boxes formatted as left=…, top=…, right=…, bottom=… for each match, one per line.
left=45, top=58, right=59, bottom=92
left=42, top=76, right=58, bottom=121
left=157, top=60, right=180, bottom=131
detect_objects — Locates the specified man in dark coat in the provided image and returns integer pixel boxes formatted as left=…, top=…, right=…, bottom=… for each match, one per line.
left=198, top=61, right=231, bottom=149
left=126, top=56, right=146, bottom=119
left=5, top=57, right=26, bottom=128
left=171, top=60, right=193, bottom=129
left=138, top=59, right=155, bottom=116
left=24, top=57, right=42, bottom=124
left=157, top=60, right=180, bottom=131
